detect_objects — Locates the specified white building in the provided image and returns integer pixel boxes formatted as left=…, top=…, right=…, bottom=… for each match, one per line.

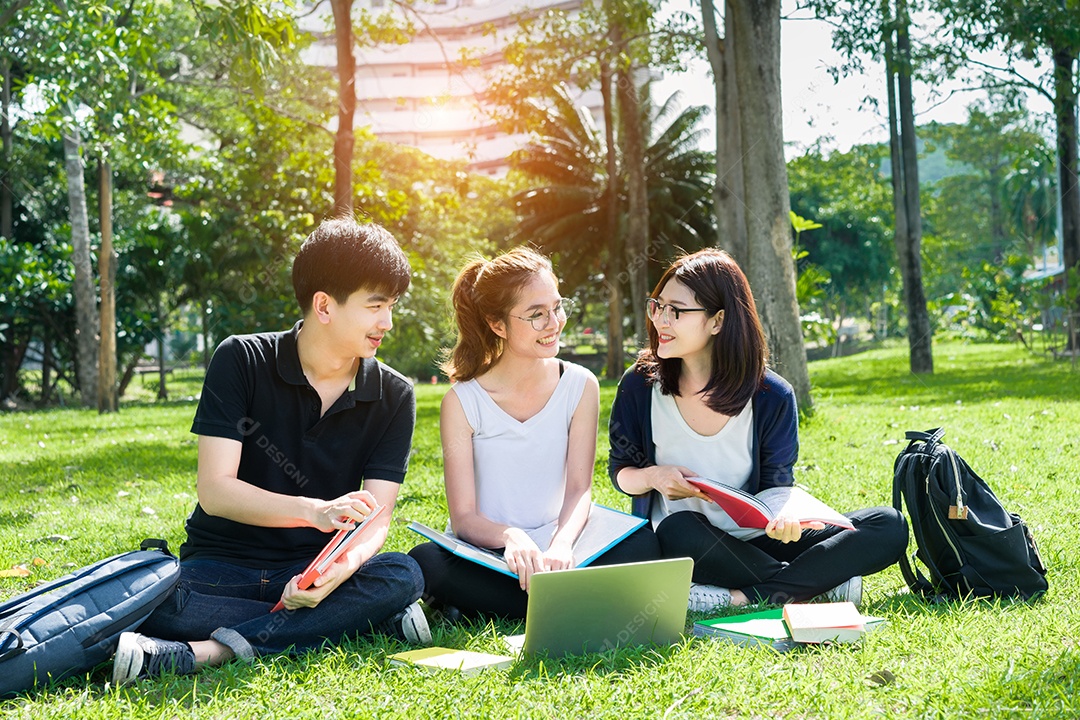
left=301, top=0, right=601, bottom=177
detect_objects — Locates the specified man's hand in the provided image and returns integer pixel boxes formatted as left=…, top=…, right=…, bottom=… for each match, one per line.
left=278, top=552, right=356, bottom=610
left=310, top=490, right=377, bottom=533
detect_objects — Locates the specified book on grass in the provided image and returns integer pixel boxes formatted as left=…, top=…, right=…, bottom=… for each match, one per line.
left=269, top=504, right=386, bottom=613
left=408, top=503, right=646, bottom=579
left=781, top=601, right=867, bottom=644
left=685, top=479, right=855, bottom=531
left=692, top=607, right=797, bottom=651
left=387, top=647, right=514, bottom=675
left=696, top=604, right=885, bottom=649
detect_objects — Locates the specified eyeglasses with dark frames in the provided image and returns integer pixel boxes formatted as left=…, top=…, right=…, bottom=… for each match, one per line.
left=510, top=297, right=577, bottom=331
left=645, top=297, right=709, bottom=324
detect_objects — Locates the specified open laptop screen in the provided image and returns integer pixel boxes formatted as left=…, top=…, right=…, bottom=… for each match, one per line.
left=520, top=557, right=693, bottom=657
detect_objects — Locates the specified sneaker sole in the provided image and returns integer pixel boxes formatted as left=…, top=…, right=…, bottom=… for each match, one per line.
left=402, top=605, right=432, bottom=645
left=111, top=632, right=144, bottom=686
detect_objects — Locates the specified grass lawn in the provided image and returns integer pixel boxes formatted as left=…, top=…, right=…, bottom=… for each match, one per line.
left=1, top=340, right=1077, bottom=718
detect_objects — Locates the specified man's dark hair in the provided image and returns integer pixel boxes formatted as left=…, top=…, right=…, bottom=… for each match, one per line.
left=292, top=218, right=411, bottom=315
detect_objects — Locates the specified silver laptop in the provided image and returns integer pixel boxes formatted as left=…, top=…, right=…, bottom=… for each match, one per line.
left=509, top=557, right=693, bottom=657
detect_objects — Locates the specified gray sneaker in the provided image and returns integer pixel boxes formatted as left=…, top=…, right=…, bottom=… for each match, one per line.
left=824, top=576, right=863, bottom=607
left=687, top=583, right=733, bottom=613
left=111, top=632, right=196, bottom=686
left=380, top=600, right=432, bottom=645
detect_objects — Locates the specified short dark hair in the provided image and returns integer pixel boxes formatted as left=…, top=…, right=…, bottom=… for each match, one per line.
left=292, top=218, right=411, bottom=315
left=637, top=248, right=768, bottom=415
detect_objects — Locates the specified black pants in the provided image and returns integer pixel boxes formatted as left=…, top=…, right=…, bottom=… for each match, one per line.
left=656, top=507, right=908, bottom=604
left=408, top=526, right=662, bottom=620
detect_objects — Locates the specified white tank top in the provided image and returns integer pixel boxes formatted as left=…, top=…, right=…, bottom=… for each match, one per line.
left=649, top=384, right=759, bottom=539
left=451, top=362, right=591, bottom=533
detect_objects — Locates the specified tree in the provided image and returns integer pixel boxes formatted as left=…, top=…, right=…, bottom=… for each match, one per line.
left=884, top=0, right=933, bottom=373
left=331, top=0, right=357, bottom=216
left=488, top=0, right=697, bottom=373
left=937, top=0, right=1080, bottom=349
left=788, top=143, right=896, bottom=343
left=727, top=0, right=812, bottom=409
left=804, top=0, right=936, bottom=374
left=512, top=84, right=715, bottom=369
left=921, top=92, right=1057, bottom=298
left=700, top=0, right=748, bottom=263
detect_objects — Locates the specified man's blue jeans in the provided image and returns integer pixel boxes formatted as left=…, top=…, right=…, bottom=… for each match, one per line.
left=139, top=552, right=423, bottom=659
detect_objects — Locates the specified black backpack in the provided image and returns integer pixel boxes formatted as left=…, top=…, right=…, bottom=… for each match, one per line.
left=892, top=428, right=1048, bottom=601
left=0, top=539, right=180, bottom=696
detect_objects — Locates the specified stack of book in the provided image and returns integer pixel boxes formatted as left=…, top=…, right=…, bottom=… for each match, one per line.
left=693, top=602, right=883, bottom=650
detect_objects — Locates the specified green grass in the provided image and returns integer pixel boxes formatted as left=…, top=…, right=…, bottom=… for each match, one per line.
left=1, top=340, right=1077, bottom=718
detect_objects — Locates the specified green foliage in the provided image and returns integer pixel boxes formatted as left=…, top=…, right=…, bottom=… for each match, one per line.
left=511, top=84, right=715, bottom=324
left=788, top=145, right=897, bottom=341
left=1, top=341, right=1079, bottom=717
left=932, top=254, right=1039, bottom=342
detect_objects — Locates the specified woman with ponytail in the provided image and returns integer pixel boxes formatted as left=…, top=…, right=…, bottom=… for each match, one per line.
left=409, top=248, right=660, bottom=619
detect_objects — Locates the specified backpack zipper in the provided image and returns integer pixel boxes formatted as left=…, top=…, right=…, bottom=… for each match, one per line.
left=948, top=451, right=968, bottom=520
left=926, top=451, right=968, bottom=592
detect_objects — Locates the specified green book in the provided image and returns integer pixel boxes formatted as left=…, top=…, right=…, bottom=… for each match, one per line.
left=692, top=608, right=797, bottom=651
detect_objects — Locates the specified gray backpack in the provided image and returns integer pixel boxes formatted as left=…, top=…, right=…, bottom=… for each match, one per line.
left=0, top=539, right=180, bottom=696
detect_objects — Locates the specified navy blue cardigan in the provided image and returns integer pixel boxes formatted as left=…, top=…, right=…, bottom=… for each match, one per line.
left=608, top=365, right=799, bottom=519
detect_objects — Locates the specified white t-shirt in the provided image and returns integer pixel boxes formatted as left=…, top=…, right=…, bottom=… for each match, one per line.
left=649, top=384, right=759, bottom=539
left=450, top=362, right=591, bottom=534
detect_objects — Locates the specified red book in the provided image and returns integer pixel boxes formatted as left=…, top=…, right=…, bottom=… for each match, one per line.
left=270, top=505, right=386, bottom=613
left=685, top=479, right=855, bottom=531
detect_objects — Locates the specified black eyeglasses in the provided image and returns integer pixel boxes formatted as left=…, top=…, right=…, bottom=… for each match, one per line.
left=510, top=298, right=577, bottom=331
left=645, top=297, right=709, bottom=324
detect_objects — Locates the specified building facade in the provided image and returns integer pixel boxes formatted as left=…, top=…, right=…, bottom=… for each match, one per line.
left=302, top=0, right=600, bottom=177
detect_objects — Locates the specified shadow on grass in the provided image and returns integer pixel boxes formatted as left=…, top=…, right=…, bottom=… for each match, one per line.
left=2, top=441, right=196, bottom=502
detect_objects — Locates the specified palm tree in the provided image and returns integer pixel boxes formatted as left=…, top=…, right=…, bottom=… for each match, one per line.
left=511, top=83, right=715, bottom=373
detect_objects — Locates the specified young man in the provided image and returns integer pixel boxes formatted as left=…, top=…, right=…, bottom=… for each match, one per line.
left=111, top=218, right=429, bottom=684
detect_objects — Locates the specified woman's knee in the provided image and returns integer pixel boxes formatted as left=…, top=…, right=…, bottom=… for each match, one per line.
left=655, top=511, right=713, bottom=558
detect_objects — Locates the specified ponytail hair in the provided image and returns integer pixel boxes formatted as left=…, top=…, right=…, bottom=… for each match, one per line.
left=441, top=247, right=556, bottom=382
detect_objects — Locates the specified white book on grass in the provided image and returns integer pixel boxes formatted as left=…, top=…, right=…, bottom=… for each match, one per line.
left=408, top=503, right=646, bottom=579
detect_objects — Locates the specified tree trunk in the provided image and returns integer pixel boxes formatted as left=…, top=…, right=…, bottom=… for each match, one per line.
left=97, top=157, right=117, bottom=412
left=703, top=0, right=749, bottom=264
left=331, top=0, right=356, bottom=216
left=41, top=333, right=52, bottom=404
left=201, top=298, right=212, bottom=368
left=617, top=60, right=650, bottom=346
left=1053, top=43, right=1080, bottom=350
left=116, top=355, right=138, bottom=398
left=0, top=330, right=27, bottom=400
left=601, top=59, right=625, bottom=379
left=1, top=55, right=12, bottom=240
left=728, top=0, right=812, bottom=411
left=893, top=0, right=933, bottom=373
left=157, top=299, right=168, bottom=401
left=63, top=122, right=98, bottom=406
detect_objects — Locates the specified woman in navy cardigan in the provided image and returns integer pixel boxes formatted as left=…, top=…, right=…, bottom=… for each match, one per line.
left=608, top=248, right=906, bottom=611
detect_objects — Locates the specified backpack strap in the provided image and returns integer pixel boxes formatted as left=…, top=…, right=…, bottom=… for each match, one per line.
left=904, top=427, right=945, bottom=452
left=892, top=463, right=931, bottom=594
left=0, top=627, right=25, bottom=662
left=139, top=538, right=174, bottom=556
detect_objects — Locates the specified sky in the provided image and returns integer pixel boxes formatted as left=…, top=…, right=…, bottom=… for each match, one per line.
left=654, top=2, right=1056, bottom=158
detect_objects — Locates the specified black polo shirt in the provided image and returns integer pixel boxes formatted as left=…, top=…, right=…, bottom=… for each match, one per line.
left=180, top=321, right=416, bottom=568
